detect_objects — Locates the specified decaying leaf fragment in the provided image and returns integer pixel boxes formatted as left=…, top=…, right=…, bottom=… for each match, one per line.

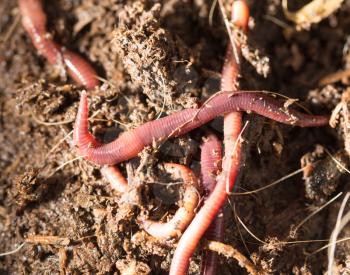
left=282, top=0, right=345, bottom=30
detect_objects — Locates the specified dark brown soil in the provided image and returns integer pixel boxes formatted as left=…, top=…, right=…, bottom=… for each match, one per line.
left=1, top=0, right=350, bottom=274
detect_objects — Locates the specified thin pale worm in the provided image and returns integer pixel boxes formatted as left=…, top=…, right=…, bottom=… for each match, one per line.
left=140, top=163, right=199, bottom=240
left=18, top=0, right=99, bottom=89
left=74, top=91, right=328, bottom=166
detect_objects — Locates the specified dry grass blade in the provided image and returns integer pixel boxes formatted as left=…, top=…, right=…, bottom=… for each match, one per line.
left=0, top=236, right=71, bottom=257
left=229, top=199, right=251, bottom=255
left=292, top=192, right=343, bottom=235
left=232, top=167, right=304, bottom=196
left=44, top=130, right=73, bottom=161
left=31, top=113, right=75, bottom=126
left=0, top=243, right=26, bottom=257
left=327, top=192, right=350, bottom=273
left=217, top=0, right=240, bottom=64
left=324, top=148, right=350, bottom=175
left=309, top=237, right=350, bottom=257
left=263, top=14, right=290, bottom=29
left=47, top=156, right=83, bottom=178
left=209, top=0, right=218, bottom=26
left=236, top=214, right=267, bottom=245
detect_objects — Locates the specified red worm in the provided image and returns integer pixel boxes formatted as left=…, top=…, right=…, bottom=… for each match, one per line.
left=220, top=1, right=249, bottom=91
left=18, top=0, right=99, bottom=89
left=231, top=0, right=250, bottom=32
left=200, top=134, right=224, bottom=275
left=198, top=3, right=249, bottom=271
left=74, top=91, right=328, bottom=166
left=208, top=4, right=249, bottom=271
left=170, top=3, right=273, bottom=274
left=61, top=49, right=100, bottom=89
left=100, top=165, right=128, bottom=193
left=140, top=163, right=200, bottom=240
left=221, top=0, right=249, bottom=209
left=169, top=155, right=240, bottom=274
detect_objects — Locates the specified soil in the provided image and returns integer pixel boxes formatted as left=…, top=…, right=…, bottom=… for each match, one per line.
left=1, top=0, right=350, bottom=274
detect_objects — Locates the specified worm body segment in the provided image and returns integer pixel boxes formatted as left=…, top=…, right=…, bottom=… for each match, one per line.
left=169, top=163, right=239, bottom=275
left=62, top=49, right=100, bottom=89
left=18, top=0, right=99, bottom=89
left=221, top=0, right=250, bottom=190
left=220, top=1, right=249, bottom=249
left=200, top=134, right=224, bottom=275
left=232, top=0, right=250, bottom=32
left=140, top=163, right=199, bottom=240
left=101, top=166, right=128, bottom=193
left=170, top=3, right=247, bottom=274
left=74, top=91, right=328, bottom=166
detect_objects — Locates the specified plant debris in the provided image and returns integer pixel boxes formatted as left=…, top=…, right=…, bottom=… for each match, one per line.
left=282, top=0, right=345, bottom=30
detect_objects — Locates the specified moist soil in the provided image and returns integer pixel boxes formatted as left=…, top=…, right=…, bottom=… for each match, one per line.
left=1, top=0, right=350, bottom=274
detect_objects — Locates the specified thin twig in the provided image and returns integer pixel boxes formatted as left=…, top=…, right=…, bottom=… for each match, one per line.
left=205, top=240, right=259, bottom=275
left=218, top=0, right=240, bottom=64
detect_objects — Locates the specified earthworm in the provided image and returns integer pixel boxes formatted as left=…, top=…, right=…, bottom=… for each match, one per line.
left=100, top=166, right=128, bottom=193
left=199, top=4, right=249, bottom=273
left=170, top=3, right=268, bottom=274
left=169, top=159, right=240, bottom=274
left=231, top=0, right=250, bottom=33
left=18, top=0, right=99, bottom=89
left=221, top=0, right=249, bottom=205
left=220, top=0, right=249, bottom=92
left=61, top=49, right=100, bottom=89
left=200, top=134, right=224, bottom=275
left=140, top=163, right=199, bottom=240
left=74, top=91, right=328, bottom=165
